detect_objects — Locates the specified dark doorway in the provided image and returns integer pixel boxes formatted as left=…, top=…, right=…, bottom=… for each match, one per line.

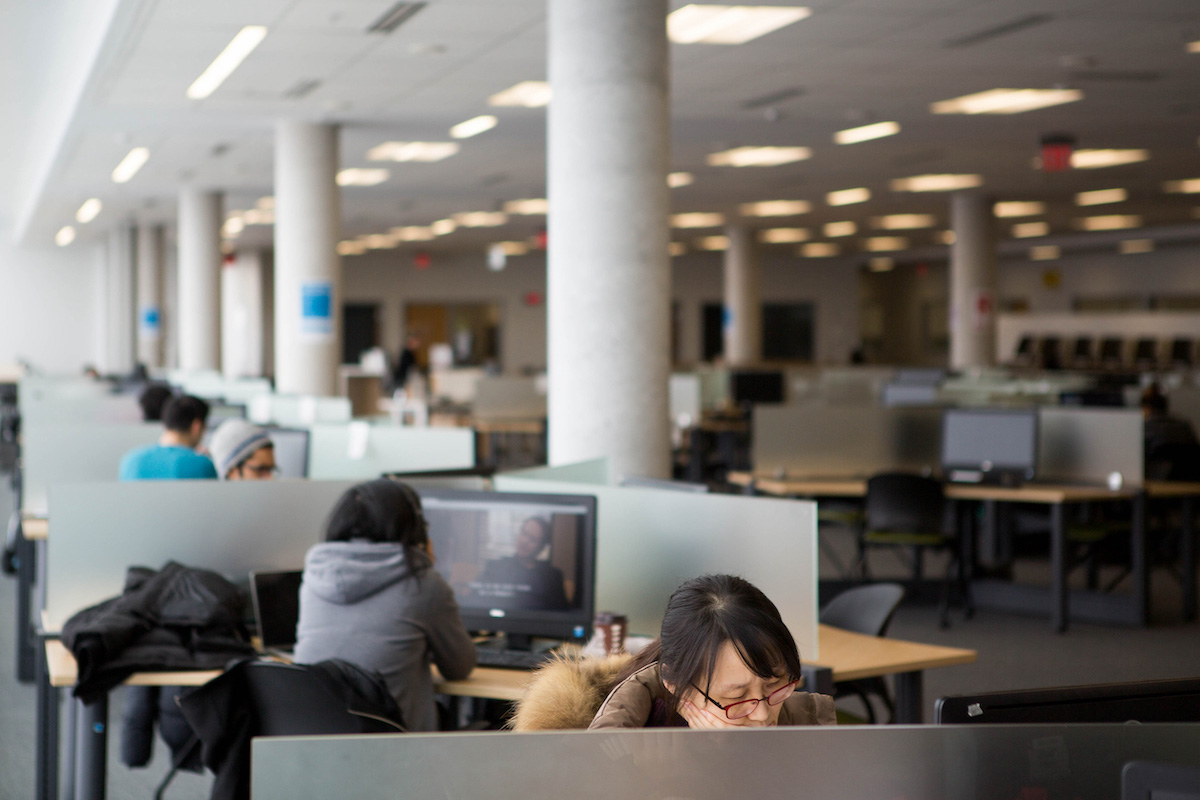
left=762, top=303, right=814, bottom=361
left=343, top=303, right=380, bottom=365
left=702, top=303, right=724, bottom=361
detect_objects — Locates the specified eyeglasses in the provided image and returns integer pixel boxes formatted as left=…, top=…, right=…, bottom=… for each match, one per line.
left=240, top=464, right=280, bottom=477
left=690, top=678, right=800, bottom=720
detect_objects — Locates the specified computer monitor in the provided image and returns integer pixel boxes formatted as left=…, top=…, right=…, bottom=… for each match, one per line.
left=940, top=408, right=1038, bottom=485
left=1123, top=761, right=1200, bottom=800
left=416, top=487, right=598, bottom=649
left=730, top=370, right=785, bottom=406
left=208, top=402, right=248, bottom=424
left=936, top=677, right=1200, bottom=725
left=266, top=427, right=310, bottom=479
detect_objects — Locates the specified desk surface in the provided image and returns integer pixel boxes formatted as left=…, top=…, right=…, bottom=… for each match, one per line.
left=46, top=625, right=975, bottom=698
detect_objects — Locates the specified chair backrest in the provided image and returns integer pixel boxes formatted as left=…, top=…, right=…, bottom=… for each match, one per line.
left=1170, top=338, right=1195, bottom=366
left=241, top=661, right=403, bottom=736
left=819, top=583, right=905, bottom=638
left=865, top=473, right=945, bottom=534
left=1072, top=337, right=1093, bottom=361
left=1134, top=338, right=1158, bottom=364
left=1099, top=337, right=1124, bottom=364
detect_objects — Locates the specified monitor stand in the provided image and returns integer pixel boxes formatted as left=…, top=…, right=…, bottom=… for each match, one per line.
left=477, top=633, right=537, bottom=653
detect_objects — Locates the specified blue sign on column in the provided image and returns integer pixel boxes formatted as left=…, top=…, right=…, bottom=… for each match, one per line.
left=300, top=281, right=333, bottom=339
left=139, top=306, right=161, bottom=338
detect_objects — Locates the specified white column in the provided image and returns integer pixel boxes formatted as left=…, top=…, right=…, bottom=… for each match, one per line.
left=723, top=224, right=761, bottom=366
left=177, top=189, right=222, bottom=371
left=547, top=0, right=671, bottom=479
left=136, top=224, right=164, bottom=367
left=949, top=191, right=997, bottom=369
left=274, top=120, right=341, bottom=396
left=221, top=250, right=265, bottom=378
left=102, top=224, right=136, bottom=374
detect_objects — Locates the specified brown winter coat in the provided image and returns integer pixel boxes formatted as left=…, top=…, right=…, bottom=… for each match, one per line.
left=508, top=654, right=837, bottom=731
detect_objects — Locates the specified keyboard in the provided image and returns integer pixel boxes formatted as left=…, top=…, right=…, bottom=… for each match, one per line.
left=474, top=647, right=556, bottom=671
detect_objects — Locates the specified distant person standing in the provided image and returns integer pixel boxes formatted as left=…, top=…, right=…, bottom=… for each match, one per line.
left=119, top=395, right=217, bottom=481
left=393, top=334, right=422, bottom=394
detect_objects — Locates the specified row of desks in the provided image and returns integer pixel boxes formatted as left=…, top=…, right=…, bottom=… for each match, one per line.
left=731, top=472, right=1200, bottom=633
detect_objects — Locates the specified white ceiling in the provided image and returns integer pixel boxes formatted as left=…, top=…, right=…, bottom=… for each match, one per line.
left=10, top=0, right=1200, bottom=256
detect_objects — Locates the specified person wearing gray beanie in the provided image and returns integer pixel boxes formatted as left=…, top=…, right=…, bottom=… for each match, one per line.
left=209, top=419, right=277, bottom=480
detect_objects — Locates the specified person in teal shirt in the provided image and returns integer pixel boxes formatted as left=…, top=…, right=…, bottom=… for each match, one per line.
left=119, top=394, right=218, bottom=481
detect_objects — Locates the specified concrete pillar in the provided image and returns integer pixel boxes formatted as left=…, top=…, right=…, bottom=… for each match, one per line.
left=547, top=0, right=671, bottom=479
left=274, top=120, right=341, bottom=396
left=135, top=224, right=164, bottom=368
left=723, top=225, right=762, bottom=366
left=102, top=224, right=136, bottom=374
left=949, top=191, right=997, bottom=369
left=221, top=250, right=265, bottom=378
left=177, top=189, right=222, bottom=371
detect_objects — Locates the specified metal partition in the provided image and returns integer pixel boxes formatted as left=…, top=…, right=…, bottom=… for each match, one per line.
left=22, top=422, right=162, bottom=515
left=252, top=723, right=1200, bottom=800
left=306, top=424, right=475, bottom=480
left=494, top=474, right=818, bottom=659
left=44, top=480, right=355, bottom=630
left=753, top=405, right=943, bottom=477
left=1038, top=407, right=1144, bottom=485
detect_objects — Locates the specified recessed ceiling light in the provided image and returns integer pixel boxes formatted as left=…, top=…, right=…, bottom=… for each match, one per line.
left=824, top=221, right=857, bottom=237
left=242, top=208, right=274, bottom=225
left=1164, top=178, right=1200, bottom=194
left=696, top=235, right=730, bottom=250
left=834, top=121, right=900, bottom=145
left=449, top=115, right=498, bottom=139
left=391, top=226, right=436, bottom=241
left=800, top=242, right=839, bottom=257
left=222, top=217, right=245, bottom=237
left=669, top=242, right=687, bottom=257
left=504, top=199, right=548, bottom=215
left=337, top=240, right=368, bottom=256
left=1030, top=245, right=1060, bottom=261
left=367, top=141, right=460, bottom=162
left=938, top=230, right=956, bottom=245
left=256, top=196, right=275, bottom=210
left=75, top=198, right=102, bottom=224
left=671, top=212, right=726, bottom=228
left=868, top=257, right=895, bottom=272
left=892, top=174, right=983, bottom=192
left=454, top=211, right=508, bottom=227
left=1187, top=40, right=1200, bottom=53
left=1012, top=222, right=1050, bottom=238
left=488, top=81, right=551, bottom=107
left=758, top=228, right=809, bottom=243
left=431, top=218, right=457, bottom=235
left=362, top=233, right=399, bottom=249
left=826, top=187, right=870, bottom=206
left=1071, top=149, right=1149, bottom=169
left=111, top=147, right=150, bottom=183
left=873, top=213, right=935, bottom=230
left=865, top=236, right=908, bottom=252
left=495, top=241, right=529, bottom=256
left=55, top=226, right=76, bottom=247
left=740, top=200, right=811, bottom=216
left=1119, top=238, right=1154, bottom=254
left=1075, top=188, right=1127, bottom=206
left=336, top=168, right=390, bottom=186
left=931, top=88, right=1083, bottom=115
left=706, top=146, right=811, bottom=167
left=668, top=172, right=694, bottom=188
left=667, top=5, right=811, bottom=45
left=186, top=26, right=268, bottom=100
left=1074, top=214, right=1141, bottom=231
left=994, top=201, right=1045, bottom=218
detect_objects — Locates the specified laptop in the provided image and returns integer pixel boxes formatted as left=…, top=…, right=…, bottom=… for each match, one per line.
left=249, top=570, right=303, bottom=659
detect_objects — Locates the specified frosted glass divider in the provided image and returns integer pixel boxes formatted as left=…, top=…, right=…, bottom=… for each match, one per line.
left=1037, top=407, right=1144, bottom=485
left=22, top=422, right=162, bottom=515
left=306, top=423, right=475, bottom=480
left=500, top=458, right=611, bottom=485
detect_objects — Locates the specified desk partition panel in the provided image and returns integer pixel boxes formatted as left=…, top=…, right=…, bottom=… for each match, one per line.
left=1037, top=407, right=1144, bottom=485
left=493, top=475, right=818, bottom=659
left=248, top=395, right=353, bottom=426
left=501, top=458, right=611, bottom=485
left=306, top=424, right=475, bottom=480
left=44, top=480, right=355, bottom=631
left=473, top=376, right=547, bottom=420
left=19, top=393, right=142, bottom=426
left=252, top=723, right=1200, bottom=800
left=22, top=423, right=162, bottom=515
left=753, top=405, right=942, bottom=477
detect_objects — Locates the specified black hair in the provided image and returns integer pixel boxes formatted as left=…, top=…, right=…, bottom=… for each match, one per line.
left=324, top=479, right=431, bottom=576
left=161, top=395, right=210, bottom=433
left=1142, top=383, right=1169, bottom=415
left=138, top=384, right=175, bottom=422
left=618, top=574, right=802, bottom=716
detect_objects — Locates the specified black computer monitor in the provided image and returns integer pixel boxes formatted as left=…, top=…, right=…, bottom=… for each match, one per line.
left=416, top=488, right=598, bottom=649
left=208, top=402, right=248, bottom=424
left=940, top=408, right=1038, bottom=485
left=266, top=427, right=310, bottom=478
left=1123, top=761, right=1200, bottom=800
left=936, top=677, right=1200, bottom=725
left=730, top=370, right=785, bottom=406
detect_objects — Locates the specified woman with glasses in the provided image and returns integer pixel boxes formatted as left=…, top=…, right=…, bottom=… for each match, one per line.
left=588, top=574, right=835, bottom=729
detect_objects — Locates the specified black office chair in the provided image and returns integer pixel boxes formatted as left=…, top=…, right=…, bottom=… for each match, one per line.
left=1013, top=335, right=1036, bottom=367
left=820, top=583, right=905, bottom=724
left=1099, top=337, right=1125, bottom=369
left=860, top=473, right=967, bottom=628
left=1038, top=337, right=1062, bottom=370
left=1133, top=338, right=1159, bottom=370
left=1169, top=338, right=1195, bottom=368
left=1071, top=336, right=1095, bottom=369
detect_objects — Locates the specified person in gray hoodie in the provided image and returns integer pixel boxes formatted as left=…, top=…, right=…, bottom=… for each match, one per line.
left=293, top=479, right=476, bottom=731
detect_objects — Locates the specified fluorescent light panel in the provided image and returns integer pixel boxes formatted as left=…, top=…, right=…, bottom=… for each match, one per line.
left=1075, top=188, right=1127, bottom=206
left=826, top=187, right=870, bottom=206
left=938, top=230, right=956, bottom=245
left=868, top=257, right=895, bottom=272
left=759, top=228, right=809, bottom=243
left=336, top=168, right=390, bottom=186
left=931, top=88, right=1082, bottom=115
left=1120, top=238, right=1154, bottom=254
left=740, top=200, right=810, bottom=216
left=865, top=236, right=908, bottom=252
left=669, top=242, right=687, bottom=257
left=994, top=201, right=1045, bottom=218
left=873, top=213, right=935, bottom=230
left=1075, top=214, right=1141, bottom=231
left=892, top=174, right=983, bottom=192
left=696, top=235, right=730, bottom=251
left=222, top=217, right=245, bottom=237
left=186, top=26, right=268, bottom=100
left=504, top=199, right=548, bottom=215
left=75, top=198, right=102, bottom=224
left=454, top=211, right=508, bottom=227
left=834, top=121, right=900, bottom=145
left=668, top=172, right=694, bottom=188
left=449, top=115, right=497, bottom=139
left=707, top=146, right=810, bottom=167
left=495, top=241, right=529, bottom=256
left=1164, top=178, right=1200, bottom=193
left=667, top=5, right=811, bottom=45
left=1030, top=245, right=1060, bottom=261
left=671, top=212, right=725, bottom=228
left=337, top=241, right=367, bottom=256
left=1012, top=222, right=1049, bottom=238
left=391, top=226, right=436, bottom=241
left=111, top=147, right=149, bottom=183
left=824, top=221, right=857, bottom=237
left=367, top=141, right=459, bottom=162
left=1071, top=149, right=1149, bottom=169
left=55, top=226, right=76, bottom=246
left=488, top=81, right=551, bottom=107
left=1188, top=40, right=1200, bottom=53
left=800, top=242, right=839, bottom=257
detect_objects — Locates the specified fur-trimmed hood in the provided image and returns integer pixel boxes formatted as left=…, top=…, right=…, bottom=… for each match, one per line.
left=508, top=653, right=634, bottom=731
